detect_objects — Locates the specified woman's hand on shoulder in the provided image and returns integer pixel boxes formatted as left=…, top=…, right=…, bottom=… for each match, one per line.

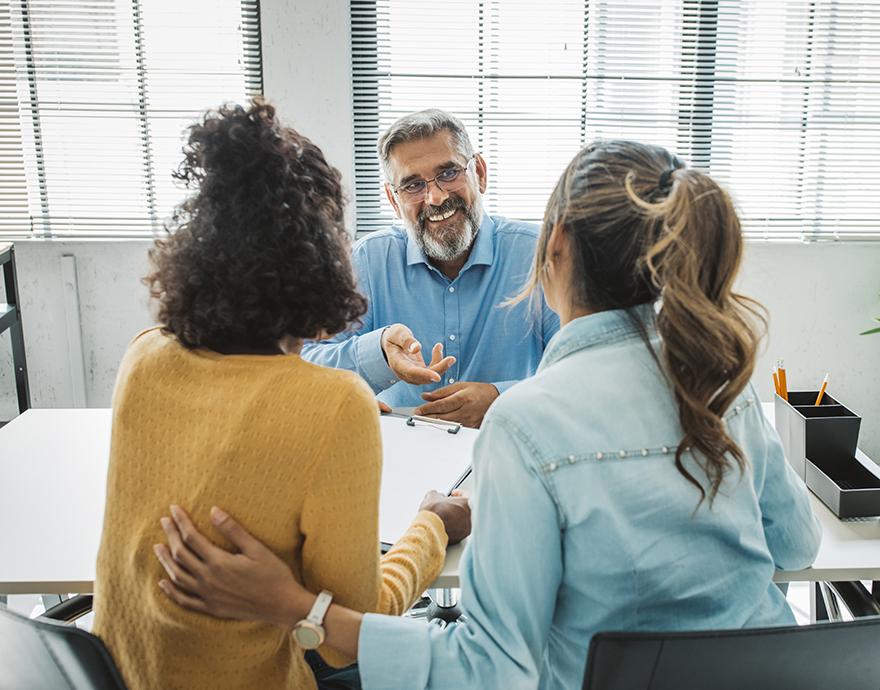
left=154, top=505, right=311, bottom=628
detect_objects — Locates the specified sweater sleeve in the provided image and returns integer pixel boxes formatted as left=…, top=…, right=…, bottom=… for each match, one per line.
left=300, top=379, right=447, bottom=667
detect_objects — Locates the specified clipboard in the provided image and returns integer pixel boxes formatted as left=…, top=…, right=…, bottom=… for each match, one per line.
left=378, top=413, right=477, bottom=549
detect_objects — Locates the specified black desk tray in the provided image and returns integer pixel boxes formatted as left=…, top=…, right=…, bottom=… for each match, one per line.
left=805, top=449, right=880, bottom=519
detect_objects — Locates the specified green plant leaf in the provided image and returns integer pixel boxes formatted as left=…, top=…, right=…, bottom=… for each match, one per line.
left=860, top=325, right=880, bottom=335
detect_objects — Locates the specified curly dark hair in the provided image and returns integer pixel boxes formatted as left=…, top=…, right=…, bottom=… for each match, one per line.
left=144, top=98, right=367, bottom=349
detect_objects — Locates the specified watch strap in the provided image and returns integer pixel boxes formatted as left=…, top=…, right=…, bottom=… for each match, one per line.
left=307, top=590, right=333, bottom=626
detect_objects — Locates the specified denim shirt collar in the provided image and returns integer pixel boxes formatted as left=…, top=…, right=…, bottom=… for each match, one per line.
left=538, top=303, right=657, bottom=373
left=405, top=212, right=496, bottom=272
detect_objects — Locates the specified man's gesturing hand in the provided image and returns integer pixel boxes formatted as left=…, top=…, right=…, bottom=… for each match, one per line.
left=415, top=381, right=499, bottom=428
left=381, top=324, right=455, bottom=385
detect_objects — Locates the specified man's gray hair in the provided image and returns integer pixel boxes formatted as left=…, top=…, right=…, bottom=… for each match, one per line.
left=378, top=109, right=475, bottom=181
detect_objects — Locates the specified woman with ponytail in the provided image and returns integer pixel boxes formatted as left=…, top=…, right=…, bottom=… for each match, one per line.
left=153, top=140, right=821, bottom=690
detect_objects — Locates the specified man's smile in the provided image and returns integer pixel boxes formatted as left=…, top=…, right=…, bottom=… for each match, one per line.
left=427, top=207, right=460, bottom=223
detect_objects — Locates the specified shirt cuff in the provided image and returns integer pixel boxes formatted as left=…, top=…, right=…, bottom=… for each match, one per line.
left=492, top=380, right=517, bottom=395
left=359, top=613, right=431, bottom=690
left=355, top=327, right=398, bottom=393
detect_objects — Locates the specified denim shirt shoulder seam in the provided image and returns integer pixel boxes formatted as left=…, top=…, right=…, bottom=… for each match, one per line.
left=539, top=446, right=675, bottom=473
left=491, top=412, right=568, bottom=529
left=721, top=395, right=756, bottom=421
left=537, top=397, right=758, bottom=474
left=539, top=397, right=755, bottom=478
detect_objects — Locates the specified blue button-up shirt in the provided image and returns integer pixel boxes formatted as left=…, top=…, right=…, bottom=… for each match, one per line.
left=301, top=214, right=559, bottom=408
left=358, top=305, right=821, bottom=690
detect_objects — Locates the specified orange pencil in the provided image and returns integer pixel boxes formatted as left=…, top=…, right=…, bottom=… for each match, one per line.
left=772, top=368, right=780, bottom=396
left=815, top=373, right=830, bottom=405
left=777, top=361, right=788, bottom=401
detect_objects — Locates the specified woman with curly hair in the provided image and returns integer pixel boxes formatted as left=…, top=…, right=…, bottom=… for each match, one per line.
left=92, top=99, right=466, bottom=690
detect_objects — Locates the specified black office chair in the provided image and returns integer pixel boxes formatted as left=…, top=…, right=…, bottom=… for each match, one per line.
left=583, top=616, right=880, bottom=690
left=0, top=602, right=127, bottom=689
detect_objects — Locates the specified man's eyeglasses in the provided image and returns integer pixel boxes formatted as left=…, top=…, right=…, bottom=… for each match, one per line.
left=390, top=157, right=476, bottom=205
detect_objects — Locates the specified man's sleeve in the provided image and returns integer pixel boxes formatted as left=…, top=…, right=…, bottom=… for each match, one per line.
left=300, top=244, right=399, bottom=393
left=491, top=291, right=560, bottom=395
left=491, top=380, right=516, bottom=395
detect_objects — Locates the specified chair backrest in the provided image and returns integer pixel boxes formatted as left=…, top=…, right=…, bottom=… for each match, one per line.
left=0, top=605, right=127, bottom=689
left=584, top=617, right=880, bottom=690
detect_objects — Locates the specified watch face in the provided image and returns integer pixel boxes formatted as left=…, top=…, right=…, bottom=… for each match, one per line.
left=294, top=624, right=322, bottom=650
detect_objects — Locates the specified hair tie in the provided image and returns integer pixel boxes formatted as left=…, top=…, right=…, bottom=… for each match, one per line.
left=658, top=168, right=676, bottom=192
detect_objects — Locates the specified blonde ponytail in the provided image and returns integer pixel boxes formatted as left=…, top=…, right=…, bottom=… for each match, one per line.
left=631, top=168, right=766, bottom=504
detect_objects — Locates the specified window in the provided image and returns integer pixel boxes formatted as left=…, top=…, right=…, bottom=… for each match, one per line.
left=351, top=0, right=880, bottom=241
left=0, top=0, right=262, bottom=238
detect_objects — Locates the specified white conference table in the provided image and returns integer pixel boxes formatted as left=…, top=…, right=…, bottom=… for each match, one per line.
left=0, top=405, right=879, bottom=596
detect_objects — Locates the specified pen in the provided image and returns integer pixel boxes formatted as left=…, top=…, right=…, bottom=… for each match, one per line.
left=777, top=360, right=788, bottom=401
left=815, top=373, right=830, bottom=405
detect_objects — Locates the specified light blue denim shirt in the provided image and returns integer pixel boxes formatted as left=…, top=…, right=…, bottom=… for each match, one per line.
left=358, top=305, right=821, bottom=690
left=300, top=214, right=559, bottom=407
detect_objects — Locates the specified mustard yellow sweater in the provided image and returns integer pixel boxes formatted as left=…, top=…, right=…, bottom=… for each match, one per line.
left=93, top=328, right=447, bottom=690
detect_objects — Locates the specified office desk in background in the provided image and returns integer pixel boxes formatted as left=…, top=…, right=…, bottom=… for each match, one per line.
left=0, top=406, right=879, bottom=596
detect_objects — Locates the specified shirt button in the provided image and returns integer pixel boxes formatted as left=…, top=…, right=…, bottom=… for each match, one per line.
left=449, top=378, right=456, bottom=384
left=449, top=334, right=456, bottom=341
left=448, top=286, right=455, bottom=293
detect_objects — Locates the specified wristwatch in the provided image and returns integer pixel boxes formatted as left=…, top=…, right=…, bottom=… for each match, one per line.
left=292, top=590, right=333, bottom=650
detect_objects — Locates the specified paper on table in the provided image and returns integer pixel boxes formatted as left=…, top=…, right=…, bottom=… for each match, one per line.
left=379, top=414, right=477, bottom=547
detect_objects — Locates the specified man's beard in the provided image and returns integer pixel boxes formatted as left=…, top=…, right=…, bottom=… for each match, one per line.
left=408, top=195, right=482, bottom=262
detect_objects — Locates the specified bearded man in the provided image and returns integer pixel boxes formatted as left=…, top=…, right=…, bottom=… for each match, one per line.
left=301, top=110, right=558, bottom=428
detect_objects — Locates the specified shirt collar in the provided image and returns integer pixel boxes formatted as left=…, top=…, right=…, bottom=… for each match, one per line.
left=538, top=303, right=657, bottom=373
left=405, top=212, right=496, bottom=270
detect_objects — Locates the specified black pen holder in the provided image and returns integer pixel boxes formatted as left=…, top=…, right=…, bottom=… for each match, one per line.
left=775, top=391, right=880, bottom=518
left=774, top=391, right=860, bottom=480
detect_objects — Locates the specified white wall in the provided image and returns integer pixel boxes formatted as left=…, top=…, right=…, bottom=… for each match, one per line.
left=0, top=241, right=153, bottom=417
left=737, top=243, right=880, bottom=457
left=1, top=0, right=878, bottom=461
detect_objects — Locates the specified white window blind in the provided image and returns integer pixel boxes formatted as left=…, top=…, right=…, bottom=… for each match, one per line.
left=0, top=0, right=262, bottom=238
left=351, top=0, right=880, bottom=241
